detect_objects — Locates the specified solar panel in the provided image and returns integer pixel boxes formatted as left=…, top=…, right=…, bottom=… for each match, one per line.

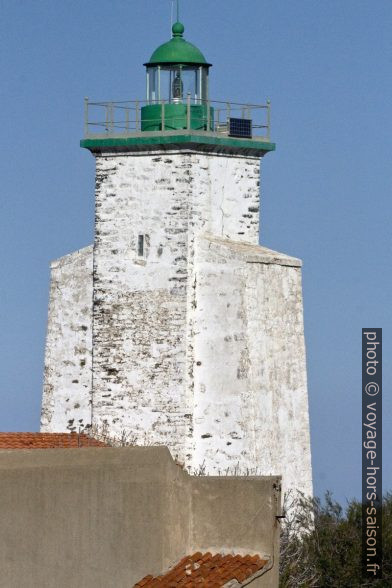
left=229, top=118, right=252, bottom=139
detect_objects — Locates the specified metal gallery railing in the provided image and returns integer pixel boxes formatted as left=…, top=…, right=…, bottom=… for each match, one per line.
left=83, top=97, right=271, bottom=141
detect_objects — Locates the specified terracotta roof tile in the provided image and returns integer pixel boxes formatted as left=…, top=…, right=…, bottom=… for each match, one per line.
left=0, top=433, right=108, bottom=449
left=134, top=553, right=268, bottom=587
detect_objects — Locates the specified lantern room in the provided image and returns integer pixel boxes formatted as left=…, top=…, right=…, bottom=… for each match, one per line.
left=141, top=21, right=213, bottom=132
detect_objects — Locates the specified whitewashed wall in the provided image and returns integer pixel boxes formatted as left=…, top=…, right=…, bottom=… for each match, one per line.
left=41, top=246, right=93, bottom=433
left=91, top=150, right=261, bottom=464
left=190, top=235, right=313, bottom=497
left=41, top=145, right=313, bottom=497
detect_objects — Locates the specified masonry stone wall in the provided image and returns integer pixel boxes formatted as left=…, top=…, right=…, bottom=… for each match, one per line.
left=41, top=246, right=93, bottom=433
left=91, top=149, right=261, bottom=465
left=41, top=145, right=312, bottom=499
left=190, top=235, right=313, bottom=497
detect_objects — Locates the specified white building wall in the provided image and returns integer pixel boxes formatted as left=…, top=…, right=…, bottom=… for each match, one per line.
left=187, top=152, right=261, bottom=243
left=190, top=235, right=313, bottom=496
left=41, top=246, right=93, bottom=433
left=92, top=151, right=190, bottom=460
left=41, top=145, right=313, bottom=497
left=92, top=149, right=261, bottom=465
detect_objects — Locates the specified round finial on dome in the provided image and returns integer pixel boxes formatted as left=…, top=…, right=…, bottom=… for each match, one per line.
left=172, top=21, right=185, bottom=37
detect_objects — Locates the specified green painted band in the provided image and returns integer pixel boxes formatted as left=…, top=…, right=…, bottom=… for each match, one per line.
left=80, top=134, right=276, bottom=155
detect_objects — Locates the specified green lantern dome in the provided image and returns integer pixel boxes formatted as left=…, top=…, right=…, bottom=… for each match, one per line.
left=144, top=22, right=212, bottom=67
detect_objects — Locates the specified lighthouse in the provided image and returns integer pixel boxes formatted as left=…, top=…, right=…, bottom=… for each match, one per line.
left=41, top=15, right=313, bottom=498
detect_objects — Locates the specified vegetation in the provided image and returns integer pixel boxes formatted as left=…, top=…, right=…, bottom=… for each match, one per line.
left=280, top=492, right=392, bottom=587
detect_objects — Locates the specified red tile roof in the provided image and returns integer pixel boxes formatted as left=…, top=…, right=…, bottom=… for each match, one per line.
left=134, top=552, right=269, bottom=587
left=0, top=433, right=108, bottom=449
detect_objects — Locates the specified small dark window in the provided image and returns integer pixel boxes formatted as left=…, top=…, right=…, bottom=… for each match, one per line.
left=138, top=235, right=144, bottom=257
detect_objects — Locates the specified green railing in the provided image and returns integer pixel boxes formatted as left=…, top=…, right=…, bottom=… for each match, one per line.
left=84, top=97, right=271, bottom=141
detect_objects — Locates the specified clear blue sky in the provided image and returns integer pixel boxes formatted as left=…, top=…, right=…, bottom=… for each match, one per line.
left=0, top=0, right=390, bottom=504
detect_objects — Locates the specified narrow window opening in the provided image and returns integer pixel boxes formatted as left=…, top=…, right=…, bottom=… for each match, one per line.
left=138, top=235, right=145, bottom=257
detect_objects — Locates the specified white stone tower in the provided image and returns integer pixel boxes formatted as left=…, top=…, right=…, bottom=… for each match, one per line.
left=41, top=17, right=313, bottom=497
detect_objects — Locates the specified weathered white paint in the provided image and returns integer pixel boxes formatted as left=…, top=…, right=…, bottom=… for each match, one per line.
left=190, top=235, right=312, bottom=497
left=41, top=246, right=93, bottom=433
left=42, top=146, right=313, bottom=497
left=92, top=150, right=261, bottom=464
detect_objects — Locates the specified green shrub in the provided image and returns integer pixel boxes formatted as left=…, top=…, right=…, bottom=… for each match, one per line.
left=280, top=492, right=392, bottom=587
